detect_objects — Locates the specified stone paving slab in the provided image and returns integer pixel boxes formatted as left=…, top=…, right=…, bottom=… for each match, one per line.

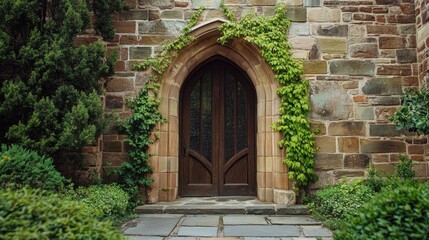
left=177, top=227, right=218, bottom=237
left=127, top=237, right=163, bottom=240
left=164, top=205, right=246, bottom=214
left=124, top=215, right=181, bottom=236
left=302, top=226, right=333, bottom=237
left=224, top=226, right=300, bottom=237
left=182, top=215, right=220, bottom=226
left=223, top=215, right=268, bottom=225
left=268, top=216, right=321, bottom=225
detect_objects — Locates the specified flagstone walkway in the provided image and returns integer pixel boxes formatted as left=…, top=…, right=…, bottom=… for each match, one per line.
left=122, top=214, right=333, bottom=240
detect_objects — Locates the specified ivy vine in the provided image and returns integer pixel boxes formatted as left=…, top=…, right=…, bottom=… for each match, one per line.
left=117, top=8, right=205, bottom=202
left=218, top=3, right=317, bottom=190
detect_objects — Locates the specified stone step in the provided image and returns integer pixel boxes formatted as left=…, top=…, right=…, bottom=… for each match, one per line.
left=136, top=204, right=308, bottom=215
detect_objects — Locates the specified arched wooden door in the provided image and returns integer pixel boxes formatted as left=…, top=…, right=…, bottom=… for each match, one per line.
left=180, top=58, right=256, bottom=197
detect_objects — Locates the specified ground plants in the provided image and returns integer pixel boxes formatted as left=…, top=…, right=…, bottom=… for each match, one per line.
left=0, top=187, right=125, bottom=240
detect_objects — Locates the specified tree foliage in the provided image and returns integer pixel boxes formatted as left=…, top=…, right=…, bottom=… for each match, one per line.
left=0, top=0, right=122, bottom=159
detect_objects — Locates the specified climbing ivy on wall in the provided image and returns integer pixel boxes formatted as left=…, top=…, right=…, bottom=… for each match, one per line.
left=218, top=3, right=317, bottom=190
left=117, top=8, right=205, bottom=201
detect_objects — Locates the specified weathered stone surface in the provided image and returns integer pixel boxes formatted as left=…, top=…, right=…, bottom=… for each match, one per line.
left=369, top=96, right=401, bottom=105
left=361, top=139, right=406, bottom=153
left=120, top=10, right=148, bottom=20
left=310, top=82, right=352, bottom=120
left=342, top=81, right=358, bottom=89
left=349, top=25, right=366, bottom=37
left=397, top=48, right=417, bottom=63
left=353, top=13, right=375, bottom=21
left=106, top=77, right=134, bottom=92
left=350, top=44, right=379, bottom=58
left=367, top=25, right=398, bottom=35
left=413, top=164, right=428, bottom=177
left=309, top=44, right=321, bottom=60
left=102, top=152, right=129, bottom=166
left=369, top=124, right=410, bottom=136
left=223, top=216, right=267, bottom=225
left=105, top=95, right=124, bottom=110
left=182, top=216, right=220, bottom=227
left=338, top=137, right=359, bottom=153
left=334, top=169, right=365, bottom=178
left=288, top=23, right=310, bottom=37
left=318, top=38, right=347, bottom=53
left=355, top=107, right=374, bottom=120
left=328, top=122, right=366, bottom=136
left=138, top=20, right=186, bottom=35
left=342, top=13, right=352, bottom=22
left=315, top=136, right=336, bottom=153
left=304, top=0, right=320, bottom=6
left=224, top=226, right=300, bottom=237
left=290, top=37, right=316, bottom=50
left=247, top=0, right=276, bottom=5
left=344, top=154, right=370, bottom=168
left=268, top=216, right=321, bottom=225
left=310, top=121, right=326, bottom=135
left=408, top=145, right=424, bottom=154
left=379, top=37, right=406, bottom=49
left=178, top=227, right=218, bottom=237
left=140, top=0, right=174, bottom=9
left=113, top=21, right=136, bottom=33
left=362, top=78, right=402, bottom=95
left=130, top=47, right=152, bottom=59
left=161, top=10, right=184, bottom=19
left=308, top=8, right=341, bottom=22
left=104, top=141, right=122, bottom=152
left=311, top=24, right=348, bottom=37
left=349, top=38, right=377, bottom=45
left=374, top=163, right=395, bottom=174
left=302, top=226, right=332, bottom=237
left=303, top=61, right=327, bottom=74
left=329, top=60, right=375, bottom=76
left=314, top=153, right=343, bottom=170
left=285, top=7, right=307, bottom=22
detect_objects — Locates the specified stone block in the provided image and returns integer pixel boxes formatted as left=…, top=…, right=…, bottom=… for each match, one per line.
left=338, top=137, right=359, bottom=153
left=247, top=0, right=276, bottom=5
left=106, top=77, right=134, bottom=92
left=329, top=60, right=375, bottom=76
left=124, top=0, right=137, bottom=8
left=379, top=37, right=406, bottom=49
left=303, top=60, right=327, bottom=74
left=304, top=0, right=320, bottom=7
left=140, top=0, right=174, bottom=9
left=175, top=0, right=189, bottom=7
left=302, top=226, right=332, bottom=238
left=314, top=153, right=343, bottom=170
left=413, top=164, right=427, bottom=177
left=308, top=8, right=341, bottom=22
left=369, top=124, right=409, bottom=136
left=290, top=37, right=316, bottom=50
left=104, top=141, right=123, bottom=152
left=397, top=48, right=417, bottom=63
left=288, top=23, right=310, bottom=37
left=130, top=47, right=151, bottom=59
left=317, top=38, right=347, bottom=53
left=120, top=10, right=148, bottom=20
left=315, top=136, right=336, bottom=153
left=362, top=78, right=402, bottom=95
left=273, top=190, right=296, bottom=205
left=312, top=24, right=348, bottom=37
left=344, top=154, right=370, bottom=168
left=102, top=152, right=129, bottom=166
left=285, top=7, right=307, bottom=22
left=355, top=107, right=374, bottom=120
left=310, top=82, right=352, bottom=120
left=366, top=25, right=398, bottom=35
left=353, top=13, right=375, bottom=21
left=113, top=21, right=136, bottom=33
left=138, top=20, right=186, bottom=35
left=360, top=139, right=406, bottom=153
left=161, top=10, right=184, bottom=19
left=408, top=145, right=424, bottom=154
left=369, top=96, right=401, bottom=105
left=105, top=95, right=124, bottom=110
left=310, top=121, right=326, bottom=135
left=349, top=43, right=379, bottom=58
left=378, top=64, right=412, bottom=76
left=373, top=163, right=395, bottom=174
left=328, top=122, right=366, bottom=136
left=334, top=169, right=365, bottom=178
left=342, top=13, right=352, bottom=22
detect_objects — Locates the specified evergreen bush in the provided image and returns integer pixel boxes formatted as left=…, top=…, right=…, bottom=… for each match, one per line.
left=0, top=187, right=125, bottom=239
left=0, top=145, right=68, bottom=192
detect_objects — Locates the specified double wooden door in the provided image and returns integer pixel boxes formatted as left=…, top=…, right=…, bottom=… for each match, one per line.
left=180, top=58, right=256, bottom=196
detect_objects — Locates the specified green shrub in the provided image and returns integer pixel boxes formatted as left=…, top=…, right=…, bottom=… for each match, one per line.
left=308, top=180, right=374, bottom=229
left=334, top=182, right=429, bottom=240
left=68, top=184, right=131, bottom=222
left=0, top=145, right=68, bottom=191
left=396, top=154, right=415, bottom=180
left=0, top=187, right=125, bottom=240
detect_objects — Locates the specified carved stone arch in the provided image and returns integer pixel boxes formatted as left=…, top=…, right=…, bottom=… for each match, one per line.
left=147, top=19, right=295, bottom=204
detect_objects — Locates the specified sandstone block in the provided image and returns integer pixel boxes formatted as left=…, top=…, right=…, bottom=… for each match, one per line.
left=379, top=37, right=406, bottom=49
left=342, top=13, right=352, bottom=22
left=369, top=124, right=410, bottom=136
left=396, top=48, right=417, bottom=63
left=355, top=107, right=374, bottom=120
left=104, top=141, right=123, bottom=152
left=285, top=7, right=307, bottom=22
left=328, top=122, right=366, bottom=136
left=102, top=152, right=129, bottom=166
left=310, top=82, right=352, bottom=120
left=120, top=10, right=148, bottom=20
left=303, top=61, right=327, bottom=74
left=315, top=136, right=336, bottom=153
left=312, top=24, right=348, bottom=37
left=366, top=25, right=398, bottom=35
left=344, top=154, right=370, bottom=168
left=373, top=163, right=395, bottom=174
left=362, top=78, right=402, bottom=95
left=288, top=23, right=310, bottom=38
left=130, top=47, right=151, bottom=59
left=361, top=139, right=406, bottom=153
left=304, top=0, right=320, bottom=6
left=334, top=170, right=365, bottom=178
left=290, top=37, right=316, bottom=50
left=413, top=164, right=427, bottom=177
left=140, top=0, right=174, bottom=9
left=329, top=60, right=375, bottom=76
left=317, top=38, right=347, bottom=54
left=376, top=65, right=412, bottom=76
left=309, top=171, right=334, bottom=189
left=349, top=24, right=366, bottom=37
left=308, top=8, right=341, bottom=22
left=369, top=96, right=401, bottom=105
left=338, top=137, right=360, bottom=153
left=124, top=0, right=137, bottom=8
left=314, top=153, right=344, bottom=170
left=105, top=95, right=124, bottom=110
left=113, top=21, right=137, bottom=33
left=375, top=0, right=399, bottom=4
left=106, top=77, right=134, bottom=92
left=408, top=145, right=424, bottom=154
left=353, top=13, right=375, bottom=21
left=349, top=43, right=378, bottom=58
left=247, top=0, right=276, bottom=5
left=138, top=20, right=186, bottom=35
left=310, top=121, right=326, bottom=135
left=161, top=10, right=184, bottom=19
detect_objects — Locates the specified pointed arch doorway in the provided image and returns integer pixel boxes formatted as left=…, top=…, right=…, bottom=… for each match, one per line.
left=180, top=56, right=256, bottom=197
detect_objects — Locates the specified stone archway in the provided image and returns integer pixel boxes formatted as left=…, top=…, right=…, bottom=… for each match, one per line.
left=146, top=19, right=295, bottom=204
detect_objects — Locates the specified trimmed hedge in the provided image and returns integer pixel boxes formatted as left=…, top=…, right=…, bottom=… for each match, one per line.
left=0, top=145, right=68, bottom=191
left=334, top=182, right=429, bottom=240
left=0, top=187, right=125, bottom=239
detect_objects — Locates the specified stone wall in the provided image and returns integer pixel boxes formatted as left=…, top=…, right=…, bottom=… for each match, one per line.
left=88, top=0, right=429, bottom=202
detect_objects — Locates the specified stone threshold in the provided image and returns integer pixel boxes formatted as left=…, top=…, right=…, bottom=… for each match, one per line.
left=135, top=197, right=308, bottom=215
